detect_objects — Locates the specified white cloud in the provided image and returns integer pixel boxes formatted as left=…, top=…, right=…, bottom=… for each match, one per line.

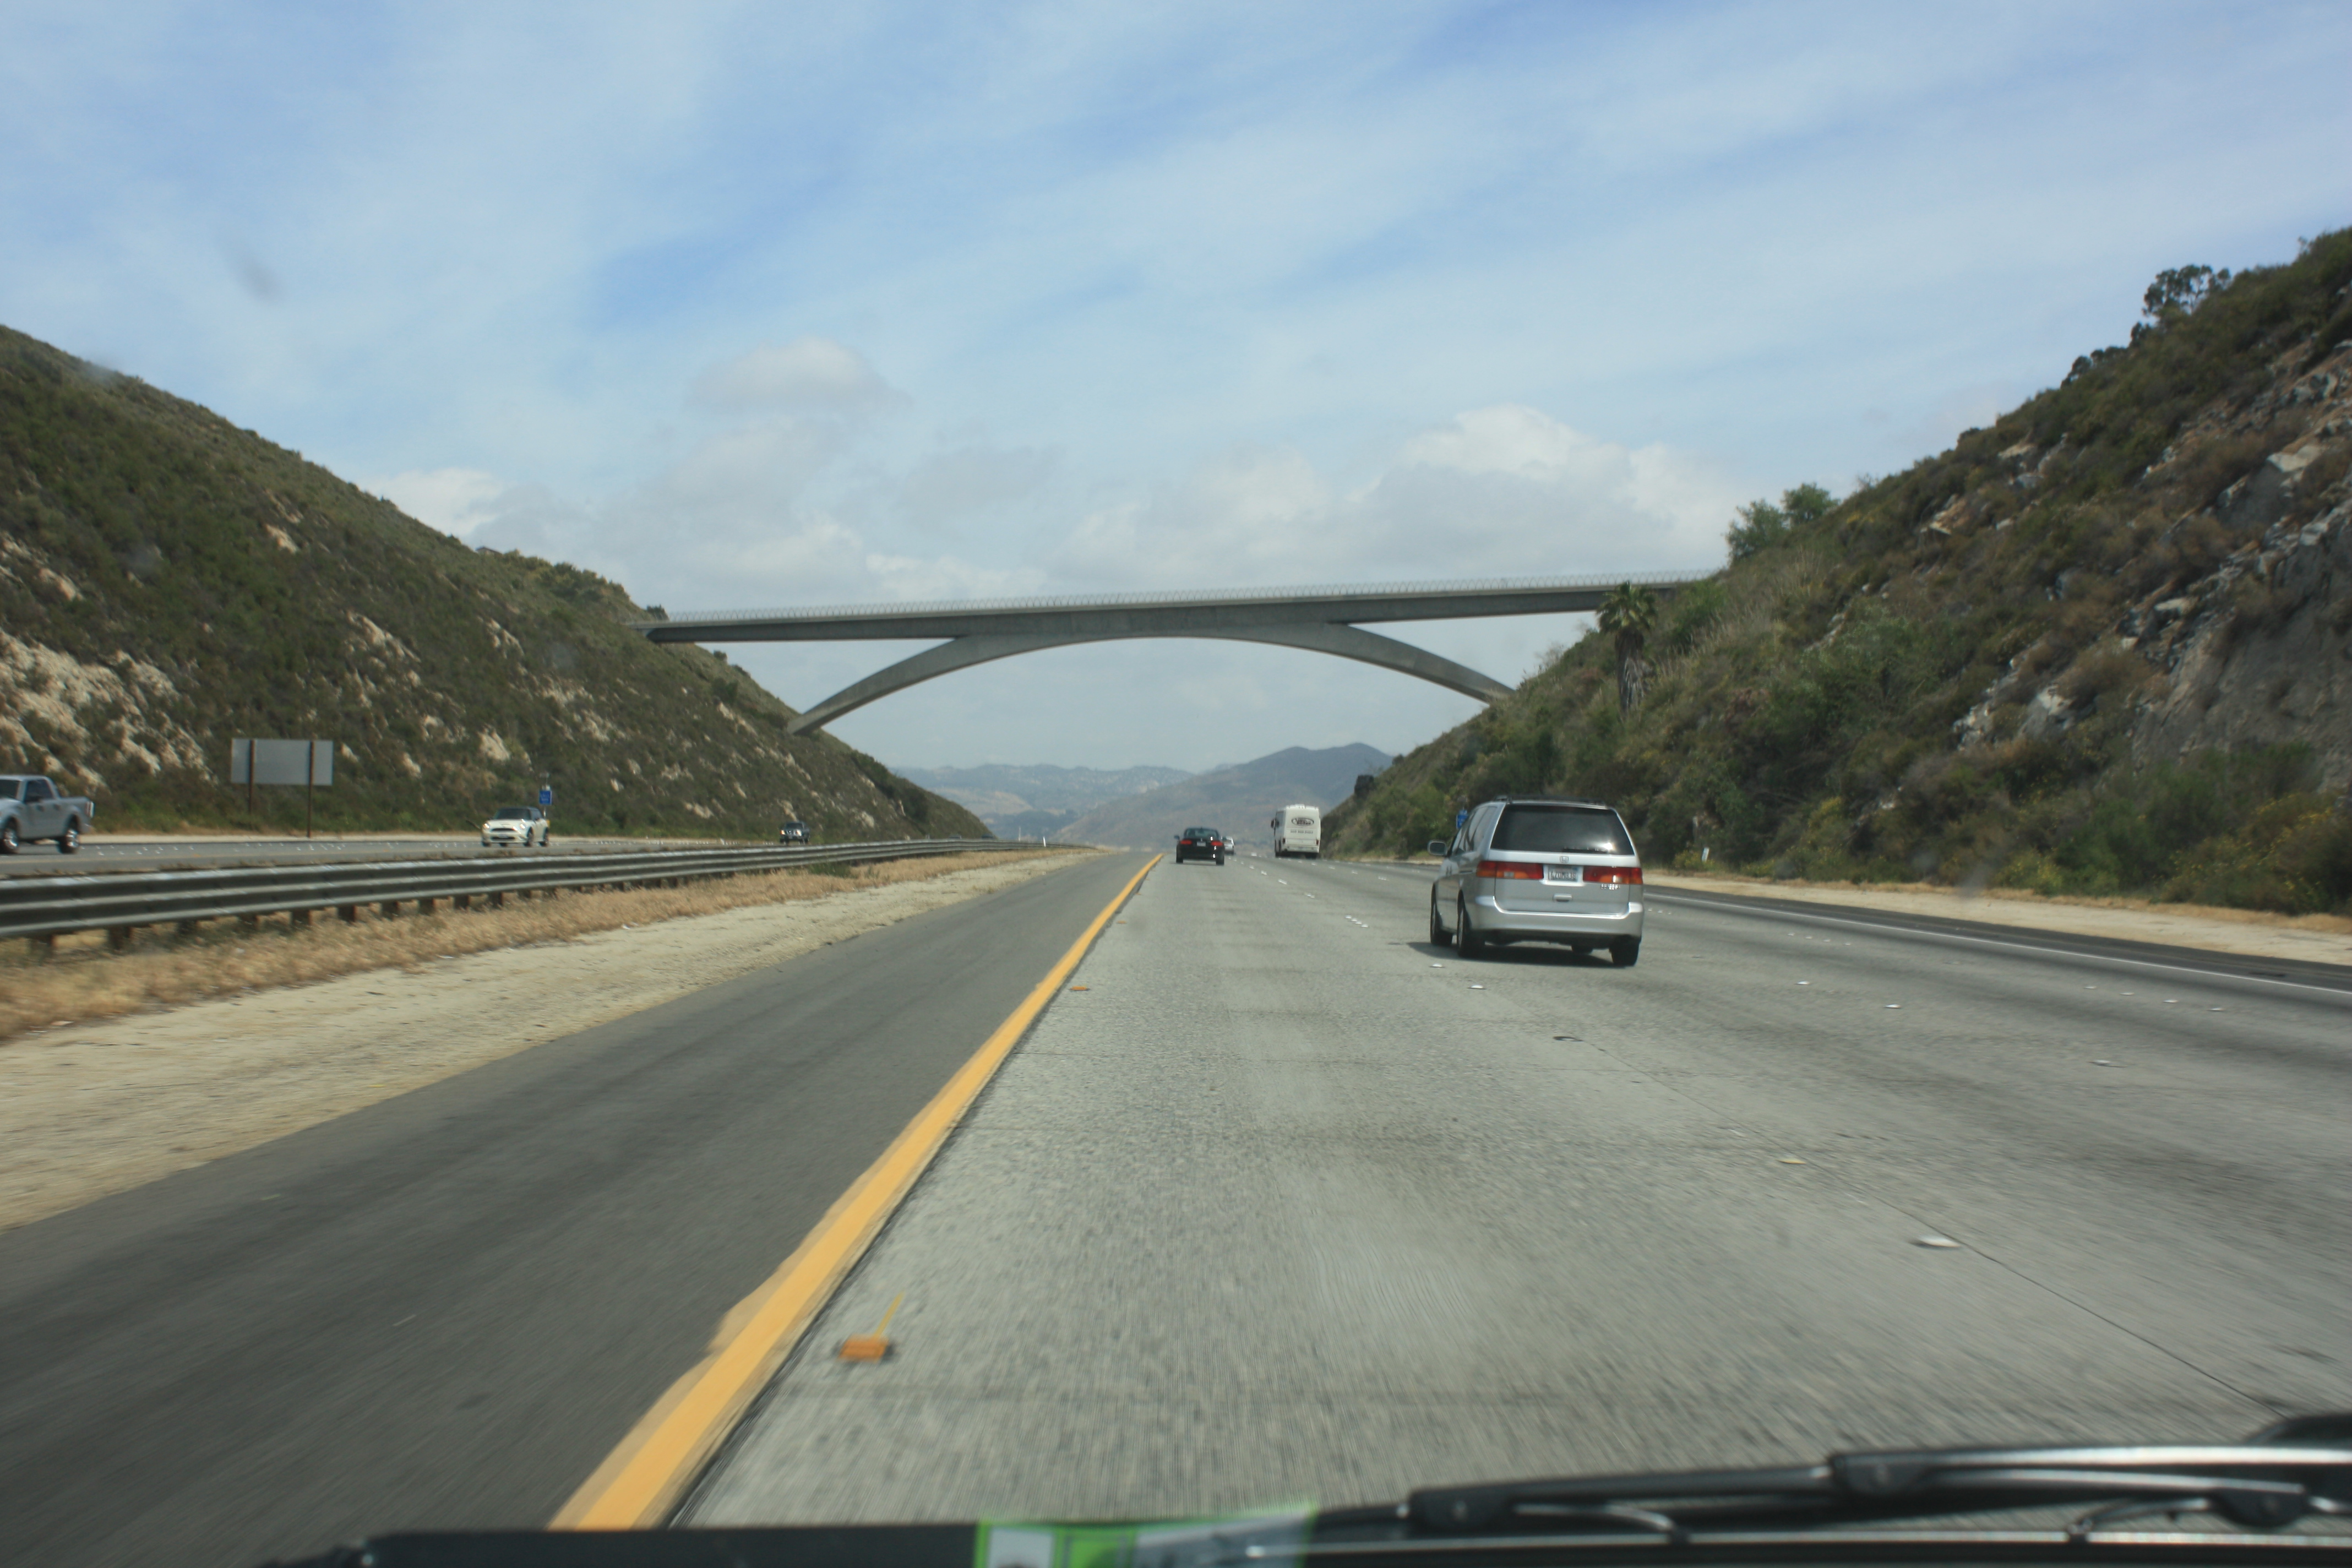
left=456, top=485, right=602, bottom=564
left=374, top=467, right=512, bottom=538
left=854, top=551, right=1035, bottom=605
left=689, top=337, right=897, bottom=412
left=1397, top=405, right=1619, bottom=482
left=1055, top=405, right=1737, bottom=590
left=7, top=2, right=2346, bottom=772
left=681, top=516, right=870, bottom=600
left=650, top=416, right=856, bottom=514
left=898, top=443, right=1057, bottom=529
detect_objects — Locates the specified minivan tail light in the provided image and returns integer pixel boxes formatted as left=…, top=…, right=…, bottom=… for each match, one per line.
left=1476, top=859, right=1543, bottom=880
left=1585, top=866, right=1643, bottom=885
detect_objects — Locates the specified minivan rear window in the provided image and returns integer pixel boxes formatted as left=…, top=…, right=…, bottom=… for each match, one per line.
left=1491, top=805, right=1631, bottom=855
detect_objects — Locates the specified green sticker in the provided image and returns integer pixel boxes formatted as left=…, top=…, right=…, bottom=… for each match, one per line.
left=976, top=1505, right=1313, bottom=1568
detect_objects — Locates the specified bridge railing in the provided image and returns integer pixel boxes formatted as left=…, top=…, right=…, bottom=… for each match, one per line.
left=641, top=570, right=1705, bottom=629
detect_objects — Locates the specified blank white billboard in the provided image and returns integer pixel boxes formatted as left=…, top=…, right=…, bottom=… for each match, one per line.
left=230, top=738, right=334, bottom=787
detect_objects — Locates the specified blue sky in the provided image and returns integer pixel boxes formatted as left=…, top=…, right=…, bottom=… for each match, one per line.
left=4, top=2, right=2344, bottom=772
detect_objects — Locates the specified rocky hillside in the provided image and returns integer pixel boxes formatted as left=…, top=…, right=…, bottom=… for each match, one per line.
left=0, top=326, right=986, bottom=841
left=1329, top=231, right=2352, bottom=915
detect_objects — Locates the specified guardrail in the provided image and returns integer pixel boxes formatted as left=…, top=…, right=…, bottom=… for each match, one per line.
left=2, top=839, right=1028, bottom=950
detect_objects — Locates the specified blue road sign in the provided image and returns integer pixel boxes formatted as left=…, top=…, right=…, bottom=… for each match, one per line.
left=539, top=786, right=553, bottom=807
left=1455, top=808, right=1468, bottom=829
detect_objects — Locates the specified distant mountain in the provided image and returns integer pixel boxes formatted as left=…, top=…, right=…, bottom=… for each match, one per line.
left=0, top=324, right=984, bottom=841
left=1060, top=744, right=1390, bottom=850
left=899, top=761, right=1192, bottom=837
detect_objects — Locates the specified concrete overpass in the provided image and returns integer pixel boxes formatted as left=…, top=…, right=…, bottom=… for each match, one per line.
left=634, top=572, right=1704, bottom=733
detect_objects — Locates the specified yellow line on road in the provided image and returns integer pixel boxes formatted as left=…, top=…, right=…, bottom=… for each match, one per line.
left=552, top=853, right=1162, bottom=1530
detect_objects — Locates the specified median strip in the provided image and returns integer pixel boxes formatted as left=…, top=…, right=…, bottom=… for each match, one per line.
left=551, top=852, right=1163, bottom=1531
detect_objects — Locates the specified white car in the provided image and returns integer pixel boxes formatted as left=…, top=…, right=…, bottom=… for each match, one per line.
left=482, top=806, right=549, bottom=847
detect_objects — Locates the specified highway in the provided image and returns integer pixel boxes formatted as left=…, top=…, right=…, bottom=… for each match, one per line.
left=0, top=851, right=2344, bottom=1564
left=685, top=853, right=2349, bottom=1524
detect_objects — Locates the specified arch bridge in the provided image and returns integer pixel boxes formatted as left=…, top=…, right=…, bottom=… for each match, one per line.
left=634, top=573, right=1702, bottom=734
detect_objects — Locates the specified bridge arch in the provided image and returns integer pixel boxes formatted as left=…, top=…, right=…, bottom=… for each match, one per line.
left=635, top=573, right=1700, bottom=734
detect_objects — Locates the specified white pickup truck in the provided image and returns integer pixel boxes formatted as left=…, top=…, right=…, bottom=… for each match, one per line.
left=0, top=774, right=95, bottom=854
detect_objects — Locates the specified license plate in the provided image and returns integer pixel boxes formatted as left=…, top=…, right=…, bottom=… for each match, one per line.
left=1545, top=864, right=1582, bottom=883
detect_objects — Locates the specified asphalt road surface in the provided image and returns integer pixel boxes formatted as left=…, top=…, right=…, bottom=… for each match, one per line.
left=0, top=852, right=1150, bottom=1568
left=4, top=850, right=2345, bottom=1565
left=685, top=852, right=2351, bottom=1525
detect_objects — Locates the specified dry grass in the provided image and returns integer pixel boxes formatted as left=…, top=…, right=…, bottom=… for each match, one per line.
left=1, top=848, right=1074, bottom=1044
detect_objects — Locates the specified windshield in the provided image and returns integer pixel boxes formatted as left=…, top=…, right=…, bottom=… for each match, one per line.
left=0, top=777, right=20, bottom=801
left=1489, top=804, right=1631, bottom=854
left=12, top=18, right=2343, bottom=1568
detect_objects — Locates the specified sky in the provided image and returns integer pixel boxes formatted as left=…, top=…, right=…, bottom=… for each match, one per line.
left=3, top=2, right=2344, bottom=774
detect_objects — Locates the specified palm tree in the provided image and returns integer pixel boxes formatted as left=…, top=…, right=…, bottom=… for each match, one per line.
left=1597, top=582, right=1659, bottom=718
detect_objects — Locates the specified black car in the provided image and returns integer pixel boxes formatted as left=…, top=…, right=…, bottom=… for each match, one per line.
left=1174, top=826, right=1224, bottom=864
left=779, top=820, right=809, bottom=844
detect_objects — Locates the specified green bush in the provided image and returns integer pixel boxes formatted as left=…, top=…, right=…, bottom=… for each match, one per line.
left=2165, top=794, right=2352, bottom=914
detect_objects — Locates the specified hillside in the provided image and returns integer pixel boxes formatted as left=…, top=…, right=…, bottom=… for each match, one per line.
left=1064, top=743, right=1390, bottom=850
left=899, top=761, right=1193, bottom=837
left=1328, top=231, right=2352, bottom=915
left=0, top=326, right=986, bottom=841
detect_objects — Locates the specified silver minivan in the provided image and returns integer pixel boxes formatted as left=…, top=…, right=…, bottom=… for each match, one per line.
left=1428, top=797, right=1645, bottom=965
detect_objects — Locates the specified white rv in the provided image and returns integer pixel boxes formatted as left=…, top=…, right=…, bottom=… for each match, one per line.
left=1271, top=803, right=1322, bottom=859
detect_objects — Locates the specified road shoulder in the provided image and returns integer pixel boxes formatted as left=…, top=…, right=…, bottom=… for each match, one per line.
left=1645, top=870, right=2350, bottom=967
left=1338, top=858, right=2348, bottom=967
left=0, top=851, right=1098, bottom=1233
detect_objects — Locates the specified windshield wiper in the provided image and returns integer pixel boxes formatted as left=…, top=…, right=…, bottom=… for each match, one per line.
left=268, top=1416, right=2352, bottom=1567
left=1352, top=1414, right=2352, bottom=1546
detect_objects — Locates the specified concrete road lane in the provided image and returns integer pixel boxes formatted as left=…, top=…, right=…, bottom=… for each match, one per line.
left=0, top=851, right=1147, bottom=1568
left=688, top=853, right=2351, bottom=1526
